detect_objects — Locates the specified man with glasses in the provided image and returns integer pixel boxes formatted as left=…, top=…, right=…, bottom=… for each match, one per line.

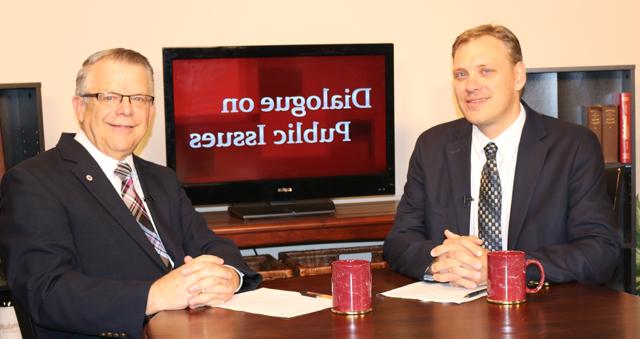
left=0, top=48, right=261, bottom=339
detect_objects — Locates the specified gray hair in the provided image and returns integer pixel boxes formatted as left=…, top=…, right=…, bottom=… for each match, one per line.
left=75, top=48, right=154, bottom=95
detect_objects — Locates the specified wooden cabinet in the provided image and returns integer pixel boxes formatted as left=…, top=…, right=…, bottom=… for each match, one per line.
left=204, top=201, right=396, bottom=248
left=524, top=66, right=636, bottom=293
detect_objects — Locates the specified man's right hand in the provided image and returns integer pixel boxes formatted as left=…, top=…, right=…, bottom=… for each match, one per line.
left=145, top=255, right=227, bottom=315
left=182, top=255, right=240, bottom=309
left=429, top=229, right=487, bottom=289
left=146, top=268, right=192, bottom=315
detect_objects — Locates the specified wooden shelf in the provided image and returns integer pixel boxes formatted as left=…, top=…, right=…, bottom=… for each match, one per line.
left=203, top=201, right=397, bottom=248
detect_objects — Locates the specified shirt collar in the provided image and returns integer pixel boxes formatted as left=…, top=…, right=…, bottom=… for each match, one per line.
left=74, top=130, right=135, bottom=178
left=472, top=103, right=526, bottom=160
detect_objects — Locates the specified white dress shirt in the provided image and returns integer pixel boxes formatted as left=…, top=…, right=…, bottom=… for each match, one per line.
left=74, top=130, right=176, bottom=268
left=468, top=104, right=526, bottom=249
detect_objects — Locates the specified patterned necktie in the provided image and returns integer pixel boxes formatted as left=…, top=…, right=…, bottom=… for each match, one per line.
left=478, top=142, right=502, bottom=251
left=114, top=162, right=172, bottom=268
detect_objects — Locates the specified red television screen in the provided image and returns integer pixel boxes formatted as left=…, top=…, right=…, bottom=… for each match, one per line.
left=163, top=44, right=394, bottom=206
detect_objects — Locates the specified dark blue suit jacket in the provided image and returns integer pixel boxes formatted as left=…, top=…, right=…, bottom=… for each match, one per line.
left=0, top=133, right=261, bottom=338
left=384, top=103, right=619, bottom=284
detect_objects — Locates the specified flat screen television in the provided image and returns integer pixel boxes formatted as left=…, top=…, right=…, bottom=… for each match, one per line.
left=163, top=43, right=395, bottom=218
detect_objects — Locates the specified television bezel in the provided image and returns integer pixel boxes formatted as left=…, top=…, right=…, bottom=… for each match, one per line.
left=163, top=43, right=395, bottom=206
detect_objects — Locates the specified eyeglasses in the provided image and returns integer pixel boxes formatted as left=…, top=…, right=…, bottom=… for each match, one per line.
left=80, top=92, right=154, bottom=108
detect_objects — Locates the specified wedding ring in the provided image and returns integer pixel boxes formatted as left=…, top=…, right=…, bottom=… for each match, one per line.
left=200, top=289, right=206, bottom=294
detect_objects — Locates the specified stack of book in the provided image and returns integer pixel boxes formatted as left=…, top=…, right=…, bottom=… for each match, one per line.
left=584, top=92, right=632, bottom=164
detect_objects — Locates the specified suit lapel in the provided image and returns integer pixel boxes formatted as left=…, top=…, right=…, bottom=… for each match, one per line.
left=445, top=121, right=472, bottom=235
left=134, top=157, right=182, bottom=267
left=508, top=107, right=549, bottom=248
left=57, top=134, right=170, bottom=271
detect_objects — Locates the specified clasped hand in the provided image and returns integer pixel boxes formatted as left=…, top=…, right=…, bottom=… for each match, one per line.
left=146, top=255, right=240, bottom=315
left=430, top=229, right=488, bottom=289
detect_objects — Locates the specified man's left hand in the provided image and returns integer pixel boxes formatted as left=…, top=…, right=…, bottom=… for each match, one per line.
left=180, top=255, right=241, bottom=308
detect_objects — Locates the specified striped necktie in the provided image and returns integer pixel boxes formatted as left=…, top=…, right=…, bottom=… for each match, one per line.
left=114, top=162, right=172, bottom=268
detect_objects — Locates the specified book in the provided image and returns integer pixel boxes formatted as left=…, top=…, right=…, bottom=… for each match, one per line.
left=585, top=105, right=603, bottom=145
left=619, top=92, right=632, bottom=164
left=602, top=105, right=619, bottom=163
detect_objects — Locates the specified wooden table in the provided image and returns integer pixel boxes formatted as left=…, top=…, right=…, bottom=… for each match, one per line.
left=203, top=201, right=396, bottom=248
left=144, top=269, right=640, bottom=338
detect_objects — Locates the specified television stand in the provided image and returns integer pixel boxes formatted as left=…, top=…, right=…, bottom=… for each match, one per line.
left=204, top=201, right=396, bottom=247
left=228, top=199, right=336, bottom=220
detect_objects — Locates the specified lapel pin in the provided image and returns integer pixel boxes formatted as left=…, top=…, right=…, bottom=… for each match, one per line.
left=86, top=175, right=93, bottom=181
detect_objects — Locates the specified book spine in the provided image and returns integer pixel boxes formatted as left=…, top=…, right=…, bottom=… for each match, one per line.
left=602, top=105, right=619, bottom=163
left=585, top=105, right=603, bottom=145
left=619, top=92, right=632, bottom=164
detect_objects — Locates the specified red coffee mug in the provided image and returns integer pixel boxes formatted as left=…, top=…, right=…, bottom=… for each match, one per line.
left=487, top=250, right=545, bottom=304
left=331, top=260, right=372, bottom=314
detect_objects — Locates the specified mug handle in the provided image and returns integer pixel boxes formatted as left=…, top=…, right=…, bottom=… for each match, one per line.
left=525, top=259, right=545, bottom=294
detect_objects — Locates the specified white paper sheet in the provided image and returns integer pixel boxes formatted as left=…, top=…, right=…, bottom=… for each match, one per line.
left=214, top=288, right=333, bottom=318
left=381, top=281, right=487, bottom=304
left=0, top=306, right=22, bottom=339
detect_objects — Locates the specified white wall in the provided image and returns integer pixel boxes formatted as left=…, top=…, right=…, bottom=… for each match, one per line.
left=2, top=0, right=639, bottom=203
